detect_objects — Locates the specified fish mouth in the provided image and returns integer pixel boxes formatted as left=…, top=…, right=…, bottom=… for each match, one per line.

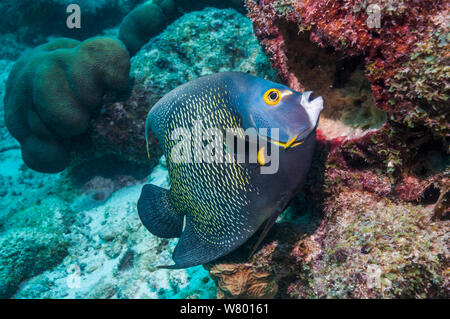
left=301, top=91, right=324, bottom=130
left=270, top=92, right=323, bottom=149
left=269, top=126, right=311, bottom=149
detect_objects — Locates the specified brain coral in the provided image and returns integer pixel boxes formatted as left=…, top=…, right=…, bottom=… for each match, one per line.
left=4, top=37, right=130, bottom=173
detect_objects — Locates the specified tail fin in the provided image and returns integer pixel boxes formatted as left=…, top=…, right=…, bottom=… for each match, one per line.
left=137, top=184, right=183, bottom=238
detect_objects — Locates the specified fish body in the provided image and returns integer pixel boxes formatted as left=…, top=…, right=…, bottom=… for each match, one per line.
left=138, top=72, right=323, bottom=268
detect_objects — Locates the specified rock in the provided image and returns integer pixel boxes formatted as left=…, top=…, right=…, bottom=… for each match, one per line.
left=206, top=188, right=448, bottom=298
left=0, top=34, right=30, bottom=60
left=119, top=0, right=246, bottom=56
left=288, top=190, right=449, bottom=298
left=119, top=2, right=170, bottom=56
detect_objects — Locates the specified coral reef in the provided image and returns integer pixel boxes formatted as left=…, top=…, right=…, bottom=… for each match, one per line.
left=207, top=186, right=448, bottom=298
left=4, top=37, right=130, bottom=173
left=0, top=0, right=446, bottom=300
left=202, top=0, right=449, bottom=298
left=93, top=7, right=275, bottom=166
left=288, top=189, right=448, bottom=298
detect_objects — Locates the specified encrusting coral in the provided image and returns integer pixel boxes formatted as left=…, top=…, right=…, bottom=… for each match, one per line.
left=4, top=37, right=130, bottom=173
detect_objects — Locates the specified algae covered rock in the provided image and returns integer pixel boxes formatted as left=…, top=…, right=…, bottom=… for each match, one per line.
left=119, top=0, right=246, bottom=56
left=4, top=37, right=130, bottom=173
left=205, top=188, right=449, bottom=298
left=0, top=198, right=75, bottom=298
left=288, top=190, right=449, bottom=298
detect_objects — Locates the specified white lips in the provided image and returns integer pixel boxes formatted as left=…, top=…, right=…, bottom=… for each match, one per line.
left=300, top=91, right=324, bottom=128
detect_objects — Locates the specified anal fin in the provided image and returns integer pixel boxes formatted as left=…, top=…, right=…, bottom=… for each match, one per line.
left=137, top=184, right=183, bottom=238
left=158, top=218, right=230, bottom=269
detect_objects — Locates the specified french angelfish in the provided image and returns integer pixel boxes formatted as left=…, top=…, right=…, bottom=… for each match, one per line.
left=138, top=72, right=323, bottom=268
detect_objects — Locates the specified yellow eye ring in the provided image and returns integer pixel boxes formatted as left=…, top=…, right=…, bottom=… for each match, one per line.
left=264, top=89, right=282, bottom=106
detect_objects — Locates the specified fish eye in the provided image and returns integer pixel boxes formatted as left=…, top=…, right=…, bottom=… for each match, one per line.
left=264, top=89, right=282, bottom=106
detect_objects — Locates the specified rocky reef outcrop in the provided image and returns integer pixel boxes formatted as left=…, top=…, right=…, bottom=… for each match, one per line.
left=204, top=0, right=449, bottom=298
left=0, top=0, right=447, bottom=299
left=118, top=0, right=246, bottom=56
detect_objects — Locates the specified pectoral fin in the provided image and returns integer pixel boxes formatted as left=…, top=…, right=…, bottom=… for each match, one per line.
left=249, top=193, right=291, bottom=258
